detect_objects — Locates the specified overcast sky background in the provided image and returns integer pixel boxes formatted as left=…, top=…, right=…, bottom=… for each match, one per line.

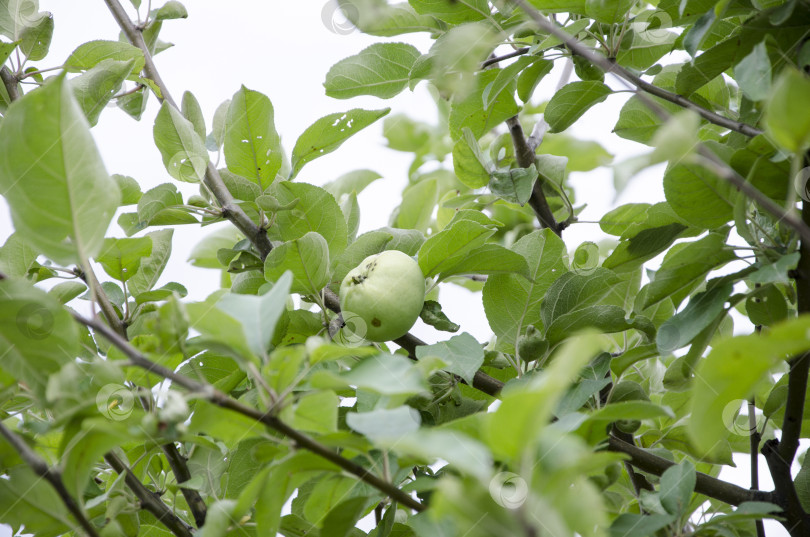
left=0, top=1, right=794, bottom=535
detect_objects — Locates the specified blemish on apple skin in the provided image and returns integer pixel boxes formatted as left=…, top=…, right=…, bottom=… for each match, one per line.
left=372, top=318, right=381, bottom=327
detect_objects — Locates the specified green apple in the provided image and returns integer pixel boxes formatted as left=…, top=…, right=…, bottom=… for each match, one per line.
left=339, top=250, right=425, bottom=342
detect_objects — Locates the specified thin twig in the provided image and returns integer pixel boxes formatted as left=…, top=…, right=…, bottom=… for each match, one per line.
left=509, top=0, right=762, bottom=138
left=0, top=421, right=100, bottom=537
left=77, top=312, right=425, bottom=513
left=481, top=47, right=530, bottom=68
left=102, top=0, right=273, bottom=259
left=104, top=453, right=194, bottom=537
left=510, top=0, right=810, bottom=247
left=81, top=263, right=127, bottom=338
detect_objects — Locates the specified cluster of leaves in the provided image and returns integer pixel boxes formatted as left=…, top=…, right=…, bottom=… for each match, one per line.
left=2, top=0, right=810, bottom=536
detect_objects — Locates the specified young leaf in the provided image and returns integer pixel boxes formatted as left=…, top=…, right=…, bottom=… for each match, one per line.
left=0, top=75, right=120, bottom=264
left=96, top=237, right=153, bottom=282
left=416, top=332, right=484, bottom=384
left=153, top=101, right=209, bottom=182
left=545, top=81, right=612, bottom=133
left=224, top=86, right=283, bottom=190
left=263, top=232, right=331, bottom=296
left=483, top=229, right=567, bottom=345
left=290, top=108, right=390, bottom=178
left=324, top=42, right=421, bottom=99
left=64, top=40, right=145, bottom=73
left=689, top=316, right=810, bottom=455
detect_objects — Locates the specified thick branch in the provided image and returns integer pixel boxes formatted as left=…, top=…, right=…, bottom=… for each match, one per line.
left=0, top=66, right=20, bottom=102
left=607, top=435, right=771, bottom=507
left=762, top=439, right=810, bottom=536
left=506, top=116, right=562, bottom=236
left=322, top=288, right=504, bottom=397
left=162, top=444, right=207, bottom=528
left=0, top=422, right=100, bottom=537
left=781, top=200, right=810, bottom=462
left=104, top=453, right=194, bottom=537
left=510, top=0, right=761, bottom=138
left=102, top=0, right=273, bottom=259
left=81, top=264, right=206, bottom=526
left=78, top=313, right=425, bottom=513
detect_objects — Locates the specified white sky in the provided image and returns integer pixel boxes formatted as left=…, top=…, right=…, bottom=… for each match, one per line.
left=0, top=1, right=792, bottom=535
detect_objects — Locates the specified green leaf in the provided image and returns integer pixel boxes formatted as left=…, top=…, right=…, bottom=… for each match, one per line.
left=616, top=29, right=677, bottom=70
left=311, top=353, right=428, bottom=396
left=489, top=165, right=537, bottom=206
left=483, top=56, right=537, bottom=110
left=323, top=169, right=382, bottom=198
left=539, top=133, right=612, bottom=172
left=65, top=39, right=145, bottom=73
left=0, top=279, right=79, bottom=399
left=336, top=0, right=442, bottom=37
left=517, top=58, right=554, bottom=102
left=188, top=227, right=242, bottom=269
left=765, top=68, right=810, bottom=152
left=689, top=316, right=810, bottom=455
left=291, top=108, right=390, bottom=178
left=18, top=10, right=50, bottom=60
left=0, top=233, right=38, bottom=278
left=449, top=69, right=520, bottom=141
left=664, top=162, right=736, bottom=229
left=659, top=460, right=696, bottom=517
left=409, top=0, right=490, bottom=24
left=545, top=81, right=611, bottom=133
left=452, top=127, right=491, bottom=189
left=657, top=283, right=732, bottom=354
left=746, top=284, right=788, bottom=327
left=293, top=390, right=338, bottom=434
left=324, top=42, right=421, bottom=99
left=418, top=213, right=497, bottom=277
left=216, top=271, right=293, bottom=361
left=397, top=176, right=439, bottom=232
left=224, top=86, right=283, bottom=190
left=435, top=243, right=531, bottom=282
left=113, top=174, right=142, bottom=206
left=734, top=41, right=771, bottom=102
left=136, top=182, right=183, bottom=223
left=419, top=300, right=460, bottom=333
left=609, top=514, right=675, bottom=537
left=613, top=95, right=681, bottom=144
left=264, top=232, right=331, bottom=295
left=603, top=203, right=693, bottom=273
left=545, top=304, right=654, bottom=345
left=540, top=268, right=620, bottom=328
left=96, top=237, right=153, bottom=282
left=0, top=75, right=120, bottom=264
left=155, top=0, right=188, bottom=20
left=181, top=90, right=206, bottom=139
left=347, top=405, right=421, bottom=441
left=0, top=467, right=73, bottom=536
left=642, top=232, right=737, bottom=309
left=483, top=229, right=567, bottom=344
left=268, top=181, right=348, bottom=259
left=153, top=101, right=209, bottom=182
left=486, top=334, right=604, bottom=461
left=49, top=281, right=86, bottom=304
left=127, top=229, right=174, bottom=295
left=416, top=332, right=484, bottom=384
left=585, top=0, right=634, bottom=23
